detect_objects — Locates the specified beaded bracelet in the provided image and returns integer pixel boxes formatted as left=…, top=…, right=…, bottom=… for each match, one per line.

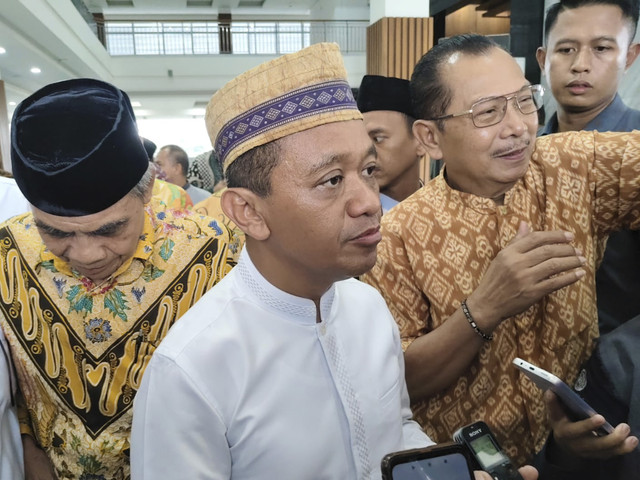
left=461, top=299, right=493, bottom=341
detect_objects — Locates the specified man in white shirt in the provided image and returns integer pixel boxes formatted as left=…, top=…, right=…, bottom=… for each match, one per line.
left=0, top=174, right=30, bottom=222
left=0, top=173, right=27, bottom=480
left=131, top=43, right=538, bottom=480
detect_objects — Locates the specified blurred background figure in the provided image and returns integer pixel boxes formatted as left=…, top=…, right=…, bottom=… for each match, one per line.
left=357, top=75, right=427, bottom=213
left=155, top=144, right=211, bottom=204
left=188, top=149, right=226, bottom=193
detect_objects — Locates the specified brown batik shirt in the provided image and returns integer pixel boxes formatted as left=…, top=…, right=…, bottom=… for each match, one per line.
left=363, top=130, right=640, bottom=466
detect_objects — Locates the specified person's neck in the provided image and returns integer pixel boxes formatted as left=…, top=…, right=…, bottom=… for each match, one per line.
left=380, top=163, right=422, bottom=203
left=555, top=98, right=613, bottom=133
left=177, top=176, right=189, bottom=190
left=245, top=240, right=333, bottom=306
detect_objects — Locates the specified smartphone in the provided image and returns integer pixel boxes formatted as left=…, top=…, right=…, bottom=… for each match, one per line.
left=381, top=442, right=475, bottom=480
left=453, top=421, right=524, bottom=480
left=512, top=357, right=614, bottom=436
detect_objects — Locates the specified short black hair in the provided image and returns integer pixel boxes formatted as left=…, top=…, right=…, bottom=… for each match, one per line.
left=225, top=140, right=281, bottom=197
left=160, top=144, right=189, bottom=176
left=543, top=0, right=639, bottom=44
left=410, top=34, right=504, bottom=128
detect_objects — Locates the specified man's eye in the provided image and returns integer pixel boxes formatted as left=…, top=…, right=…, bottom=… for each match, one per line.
left=322, top=175, right=343, bottom=187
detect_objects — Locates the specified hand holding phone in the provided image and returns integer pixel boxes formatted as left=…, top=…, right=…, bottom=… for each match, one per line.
left=512, top=357, right=614, bottom=436
left=453, top=421, right=524, bottom=480
left=381, top=443, right=475, bottom=480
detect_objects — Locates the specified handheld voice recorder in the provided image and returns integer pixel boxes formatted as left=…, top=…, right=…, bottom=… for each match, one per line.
left=453, top=421, right=524, bottom=480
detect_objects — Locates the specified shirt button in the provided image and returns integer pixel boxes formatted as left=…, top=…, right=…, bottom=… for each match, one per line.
left=319, top=324, right=326, bottom=335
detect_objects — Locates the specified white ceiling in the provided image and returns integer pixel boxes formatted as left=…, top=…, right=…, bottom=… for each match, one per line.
left=0, top=0, right=369, bottom=121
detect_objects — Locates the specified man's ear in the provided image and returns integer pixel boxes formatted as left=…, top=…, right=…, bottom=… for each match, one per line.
left=413, top=119, right=444, bottom=161
left=625, top=42, right=640, bottom=70
left=220, top=188, right=271, bottom=241
left=535, top=47, right=547, bottom=73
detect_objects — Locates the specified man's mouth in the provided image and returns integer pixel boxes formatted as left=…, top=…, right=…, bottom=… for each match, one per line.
left=350, top=226, right=382, bottom=246
left=566, top=80, right=592, bottom=94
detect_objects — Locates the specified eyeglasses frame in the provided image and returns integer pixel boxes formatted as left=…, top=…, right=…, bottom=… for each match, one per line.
left=429, top=84, right=545, bottom=128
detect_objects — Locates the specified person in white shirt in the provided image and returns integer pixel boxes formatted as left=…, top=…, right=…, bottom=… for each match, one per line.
left=0, top=172, right=27, bottom=480
left=131, top=43, right=538, bottom=480
left=0, top=174, right=30, bottom=222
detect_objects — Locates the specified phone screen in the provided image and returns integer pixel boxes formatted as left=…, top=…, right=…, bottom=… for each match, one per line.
left=469, top=433, right=509, bottom=469
left=391, top=451, right=473, bottom=480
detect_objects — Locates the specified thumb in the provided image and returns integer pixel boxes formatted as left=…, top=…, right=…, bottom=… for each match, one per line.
left=509, top=220, right=530, bottom=244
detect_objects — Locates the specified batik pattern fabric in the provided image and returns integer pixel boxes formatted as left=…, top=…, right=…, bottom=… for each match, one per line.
left=150, top=179, right=192, bottom=212
left=0, top=205, right=232, bottom=479
left=194, top=189, right=244, bottom=264
left=362, top=130, right=640, bottom=466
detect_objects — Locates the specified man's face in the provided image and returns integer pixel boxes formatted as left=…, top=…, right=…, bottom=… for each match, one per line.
left=33, top=194, right=147, bottom=285
left=154, top=149, right=181, bottom=185
left=538, top=4, right=637, bottom=114
left=422, top=48, right=539, bottom=200
left=258, top=120, right=381, bottom=292
left=363, top=110, right=422, bottom=192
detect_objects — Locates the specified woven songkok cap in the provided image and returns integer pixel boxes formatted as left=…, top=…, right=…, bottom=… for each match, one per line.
left=357, top=75, right=414, bottom=117
left=205, top=42, right=362, bottom=172
left=11, top=78, right=149, bottom=217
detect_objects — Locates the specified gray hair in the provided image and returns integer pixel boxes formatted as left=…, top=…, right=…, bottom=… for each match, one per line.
left=129, top=162, right=155, bottom=201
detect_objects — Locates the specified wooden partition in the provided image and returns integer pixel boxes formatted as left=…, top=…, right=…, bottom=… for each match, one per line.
left=366, top=17, right=435, bottom=182
left=366, top=17, right=434, bottom=80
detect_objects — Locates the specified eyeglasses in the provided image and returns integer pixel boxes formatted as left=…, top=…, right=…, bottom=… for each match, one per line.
left=430, top=84, right=545, bottom=128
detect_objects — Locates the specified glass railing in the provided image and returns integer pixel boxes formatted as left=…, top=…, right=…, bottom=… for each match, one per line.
left=103, top=20, right=368, bottom=56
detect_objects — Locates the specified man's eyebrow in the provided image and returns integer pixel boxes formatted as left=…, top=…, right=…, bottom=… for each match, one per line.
left=367, top=127, right=386, bottom=136
left=34, top=220, right=73, bottom=237
left=307, top=144, right=377, bottom=177
left=555, top=35, right=617, bottom=44
left=473, top=83, right=532, bottom=104
left=308, top=154, right=342, bottom=177
left=89, top=218, right=129, bottom=236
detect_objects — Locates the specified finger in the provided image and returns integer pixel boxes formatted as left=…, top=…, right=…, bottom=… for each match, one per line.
left=517, top=221, right=531, bottom=237
left=528, top=254, right=586, bottom=281
left=530, top=267, right=586, bottom=297
left=544, top=391, right=599, bottom=440
left=473, top=471, right=492, bottom=480
left=509, top=229, right=575, bottom=253
left=518, top=465, right=539, bottom=480
left=523, top=242, right=585, bottom=268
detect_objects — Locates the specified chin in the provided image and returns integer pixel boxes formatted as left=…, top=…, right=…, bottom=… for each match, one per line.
left=350, top=257, right=378, bottom=278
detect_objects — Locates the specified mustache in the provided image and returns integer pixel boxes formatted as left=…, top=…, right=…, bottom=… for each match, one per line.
left=492, top=140, right=530, bottom=157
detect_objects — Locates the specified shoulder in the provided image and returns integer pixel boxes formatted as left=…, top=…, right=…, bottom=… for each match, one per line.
left=336, top=278, right=395, bottom=313
left=150, top=205, right=230, bottom=241
left=154, top=270, right=239, bottom=358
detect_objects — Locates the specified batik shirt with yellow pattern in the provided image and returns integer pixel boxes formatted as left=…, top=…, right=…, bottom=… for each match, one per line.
left=194, top=188, right=244, bottom=263
left=362, top=130, right=640, bottom=466
left=0, top=205, right=232, bottom=480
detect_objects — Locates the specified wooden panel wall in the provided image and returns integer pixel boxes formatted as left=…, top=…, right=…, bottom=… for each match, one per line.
left=366, top=17, right=434, bottom=80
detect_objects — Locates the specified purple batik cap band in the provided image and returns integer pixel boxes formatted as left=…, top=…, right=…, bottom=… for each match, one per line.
left=216, top=80, right=355, bottom=166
